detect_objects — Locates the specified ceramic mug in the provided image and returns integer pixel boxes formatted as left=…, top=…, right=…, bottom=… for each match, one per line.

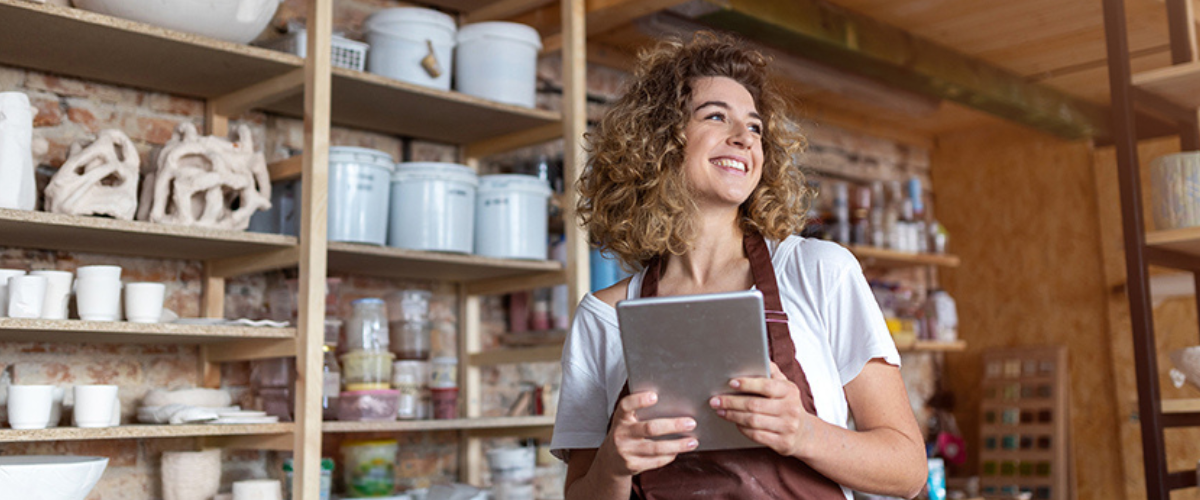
left=0, top=269, right=26, bottom=317
left=124, top=282, right=165, bottom=323
left=232, top=479, right=282, bottom=500
left=73, top=385, right=118, bottom=428
left=30, top=270, right=73, bottom=320
left=7, top=385, right=54, bottom=429
left=76, top=278, right=122, bottom=321
left=6, top=274, right=47, bottom=319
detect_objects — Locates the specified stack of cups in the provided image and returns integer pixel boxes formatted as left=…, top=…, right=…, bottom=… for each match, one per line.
left=340, top=298, right=395, bottom=420
left=32, top=270, right=74, bottom=320
left=76, top=265, right=123, bottom=321
left=5, top=271, right=45, bottom=319
left=0, top=268, right=25, bottom=317
left=487, top=446, right=536, bottom=500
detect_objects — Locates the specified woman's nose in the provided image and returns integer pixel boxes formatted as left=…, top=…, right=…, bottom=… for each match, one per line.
left=728, top=126, right=752, bottom=148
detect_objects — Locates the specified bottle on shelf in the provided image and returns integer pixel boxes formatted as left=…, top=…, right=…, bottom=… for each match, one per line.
left=831, top=181, right=850, bottom=245
left=885, top=180, right=903, bottom=251
left=908, top=177, right=928, bottom=254
left=388, top=290, right=432, bottom=361
left=851, top=184, right=871, bottom=246
left=323, top=318, right=342, bottom=420
left=869, top=181, right=885, bottom=248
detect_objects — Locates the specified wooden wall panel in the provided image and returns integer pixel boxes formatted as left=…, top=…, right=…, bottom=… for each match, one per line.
left=932, top=121, right=1122, bottom=500
left=1093, top=137, right=1200, bottom=500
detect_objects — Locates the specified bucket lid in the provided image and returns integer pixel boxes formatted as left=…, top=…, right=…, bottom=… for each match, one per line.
left=478, top=174, right=552, bottom=196
left=392, top=162, right=479, bottom=187
left=329, top=146, right=396, bottom=172
left=365, top=7, right=456, bottom=37
left=456, top=22, right=542, bottom=50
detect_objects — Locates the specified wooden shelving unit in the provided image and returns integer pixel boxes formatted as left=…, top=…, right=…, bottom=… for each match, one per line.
left=0, top=0, right=589, bottom=496
left=896, top=339, right=967, bottom=353
left=1131, top=61, right=1200, bottom=109
left=1145, top=226, right=1200, bottom=256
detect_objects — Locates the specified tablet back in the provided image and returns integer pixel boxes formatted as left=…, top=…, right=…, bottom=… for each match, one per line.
left=617, top=289, right=770, bottom=451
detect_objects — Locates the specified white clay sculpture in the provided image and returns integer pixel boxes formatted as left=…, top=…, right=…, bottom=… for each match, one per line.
left=45, top=129, right=141, bottom=220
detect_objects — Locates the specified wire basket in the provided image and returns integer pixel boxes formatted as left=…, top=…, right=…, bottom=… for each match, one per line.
left=260, top=29, right=368, bottom=71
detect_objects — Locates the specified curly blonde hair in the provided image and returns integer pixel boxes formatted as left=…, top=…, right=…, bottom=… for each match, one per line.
left=577, top=33, right=809, bottom=269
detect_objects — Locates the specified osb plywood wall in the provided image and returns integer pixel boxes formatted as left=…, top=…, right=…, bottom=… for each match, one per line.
left=932, top=120, right=1124, bottom=500
left=1093, top=136, right=1200, bottom=500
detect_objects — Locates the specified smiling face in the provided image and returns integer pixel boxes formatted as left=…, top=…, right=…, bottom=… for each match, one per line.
left=681, top=76, right=765, bottom=212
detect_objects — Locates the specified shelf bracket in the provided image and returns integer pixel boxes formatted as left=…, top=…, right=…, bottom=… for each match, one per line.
left=464, top=123, right=563, bottom=160
left=202, top=433, right=294, bottom=451
left=464, top=270, right=566, bottom=297
left=210, top=68, right=306, bottom=118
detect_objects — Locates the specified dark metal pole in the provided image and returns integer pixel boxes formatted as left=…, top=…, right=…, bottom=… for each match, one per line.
left=1102, top=0, right=1168, bottom=498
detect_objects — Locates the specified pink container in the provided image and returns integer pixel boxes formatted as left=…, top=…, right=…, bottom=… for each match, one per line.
left=337, top=389, right=400, bottom=421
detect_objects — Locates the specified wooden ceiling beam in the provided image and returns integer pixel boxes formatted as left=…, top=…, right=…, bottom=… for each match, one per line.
left=672, top=0, right=1113, bottom=141
left=465, top=0, right=557, bottom=23
left=537, top=0, right=694, bottom=54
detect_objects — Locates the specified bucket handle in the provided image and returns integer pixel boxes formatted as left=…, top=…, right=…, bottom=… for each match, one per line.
left=421, top=40, right=442, bottom=78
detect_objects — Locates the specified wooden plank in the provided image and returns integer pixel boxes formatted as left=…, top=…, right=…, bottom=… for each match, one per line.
left=1132, top=61, right=1200, bottom=110
left=202, top=268, right=225, bottom=320
left=467, top=0, right=557, bottom=22
left=847, top=245, right=961, bottom=268
left=260, top=67, right=562, bottom=145
left=541, top=0, right=693, bottom=54
left=676, top=0, right=1111, bottom=141
left=269, top=156, right=305, bottom=182
left=464, top=123, right=563, bottom=159
left=463, top=294, right=484, bottom=420
left=204, top=339, right=297, bottom=362
left=202, top=432, right=295, bottom=450
left=207, top=247, right=301, bottom=278
left=327, top=242, right=563, bottom=283
left=469, top=344, right=564, bottom=365
left=562, top=0, right=590, bottom=317
left=1161, top=398, right=1200, bottom=413
left=0, top=0, right=302, bottom=99
left=0, top=423, right=294, bottom=443
left=0, top=317, right=294, bottom=344
left=211, top=68, right=306, bottom=117
left=0, top=208, right=296, bottom=260
left=463, top=270, right=567, bottom=296
left=321, top=415, right=556, bottom=433
left=205, top=102, right=229, bottom=138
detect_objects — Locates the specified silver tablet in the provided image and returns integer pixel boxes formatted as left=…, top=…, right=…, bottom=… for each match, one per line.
left=616, top=289, right=770, bottom=451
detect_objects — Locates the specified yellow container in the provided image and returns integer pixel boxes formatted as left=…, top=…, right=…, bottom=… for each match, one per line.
left=340, top=349, right=395, bottom=387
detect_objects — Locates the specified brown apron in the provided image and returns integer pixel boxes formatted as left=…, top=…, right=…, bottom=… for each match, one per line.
left=609, top=232, right=846, bottom=499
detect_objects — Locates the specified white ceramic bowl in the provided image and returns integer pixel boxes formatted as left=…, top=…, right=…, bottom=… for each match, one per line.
left=0, top=456, right=108, bottom=500
left=72, top=0, right=281, bottom=44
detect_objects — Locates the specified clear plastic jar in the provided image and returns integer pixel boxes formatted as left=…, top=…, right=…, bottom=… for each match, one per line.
left=388, top=289, right=431, bottom=321
left=346, top=298, right=389, bottom=351
left=389, top=318, right=430, bottom=360
left=322, top=346, right=341, bottom=420
left=340, top=349, right=396, bottom=387
left=341, top=439, right=398, bottom=496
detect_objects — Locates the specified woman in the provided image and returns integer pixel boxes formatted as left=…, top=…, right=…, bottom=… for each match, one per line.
left=550, top=33, right=927, bottom=499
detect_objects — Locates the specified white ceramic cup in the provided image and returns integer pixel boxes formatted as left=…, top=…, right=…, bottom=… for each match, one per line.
left=0, top=269, right=26, bottom=317
left=30, top=270, right=73, bottom=320
left=73, top=385, right=118, bottom=428
left=7, top=274, right=47, bottom=319
left=75, top=265, right=121, bottom=282
left=124, top=282, right=166, bottom=323
left=232, top=479, right=282, bottom=500
left=76, top=278, right=122, bottom=321
left=7, top=385, right=54, bottom=429
left=47, top=386, right=65, bottom=428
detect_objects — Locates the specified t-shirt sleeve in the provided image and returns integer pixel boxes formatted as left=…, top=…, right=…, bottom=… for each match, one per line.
left=824, top=251, right=901, bottom=385
left=550, top=297, right=617, bottom=461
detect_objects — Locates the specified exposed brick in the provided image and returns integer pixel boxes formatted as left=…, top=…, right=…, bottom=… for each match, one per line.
left=141, top=92, right=204, bottom=117
left=131, top=116, right=182, bottom=145
left=30, top=93, right=63, bottom=127
left=25, top=72, right=141, bottom=107
left=71, top=439, right=140, bottom=467
left=0, top=65, right=28, bottom=89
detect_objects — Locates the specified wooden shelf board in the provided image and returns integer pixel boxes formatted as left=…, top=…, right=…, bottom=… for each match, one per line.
left=0, top=318, right=295, bottom=344
left=1162, top=398, right=1200, bottom=413
left=1132, top=61, right=1200, bottom=110
left=0, top=209, right=297, bottom=261
left=327, top=242, right=563, bottom=283
left=897, top=340, right=967, bottom=352
left=469, top=344, right=563, bottom=366
left=322, top=415, right=555, bottom=433
left=0, top=0, right=302, bottom=99
left=847, top=245, right=961, bottom=268
left=0, top=423, right=294, bottom=443
left=414, top=0, right=498, bottom=14
left=1146, top=226, right=1200, bottom=256
left=260, top=67, right=561, bottom=145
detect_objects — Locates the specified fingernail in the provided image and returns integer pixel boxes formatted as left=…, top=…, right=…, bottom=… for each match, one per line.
left=729, top=380, right=741, bottom=389
left=709, top=397, right=720, bottom=408
left=687, top=440, right=698, bottom=449
left=684, top=419, right=696, bottom=430
left=716, top=409, right=725, bottom=417
left=647, top=393, right=657, bottom=403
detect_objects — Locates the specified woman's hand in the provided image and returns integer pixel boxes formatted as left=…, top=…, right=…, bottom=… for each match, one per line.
left=709, top=362, right=813, bottom=457
left=597, top=390, right=699, bottom=477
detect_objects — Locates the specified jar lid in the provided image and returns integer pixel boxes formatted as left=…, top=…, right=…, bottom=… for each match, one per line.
left=351, top=297, right=385, bottom=305
left=391, top=162, right=479, bottom=186
left=329, top=146, right=396, bottom=172
left=342, top=438, right=399, bottom=448
left=364, top=7, right=456, bottom=36
left=478, top=174, right=551, bottom=196
left=457, top=21, right=542, bottom=50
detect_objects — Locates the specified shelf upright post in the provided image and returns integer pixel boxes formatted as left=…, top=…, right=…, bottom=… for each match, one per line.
left=1101, top=0, right=1169, bottom=497
left=294, top=0, right=334, bottom=496
left=562, top=0, right=589, bottom=314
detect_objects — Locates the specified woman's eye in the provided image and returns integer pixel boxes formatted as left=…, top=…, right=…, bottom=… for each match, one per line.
left=749, top=123, right=763, bottom=134
left=705, top=112, right=725, bottom=121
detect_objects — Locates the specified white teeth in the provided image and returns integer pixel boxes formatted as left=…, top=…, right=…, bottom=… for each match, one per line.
left=712, top=159, right=746, bottom=172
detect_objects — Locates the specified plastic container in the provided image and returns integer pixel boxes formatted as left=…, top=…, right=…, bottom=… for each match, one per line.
left=341, top=439, right=399, bottom=496
left=337, top=389, right=401, bottom=422
left=390, top=319, right=431, bottom=360
left=474, top=174, right=551, bottom=259
left=259, top=386, right=293, bottom=422
left=328, top=147, right=396, bottom=245
left=429, top=357, right=458, bottom=388
left=430, top=386, right=458, bottom=419
left=346, top=298, right=389, bottom=351
left=283, top=457, right=334, bottom=500
left=388, top=289, right=431, bottom=321
left=364, top=8, right=456, bottom=90
left=389, top=163, right=478, bottom=253
left=261, top=26, right=369, bottom=71
left=455, top=22, right=542, bottom=107
left=341, top=349, right=396, bottom=387
left=1151, top=152, right=1200, bottom=230
left=487, top=446, right=535, bottom=483
left=392, top=360, right=428, bottom=420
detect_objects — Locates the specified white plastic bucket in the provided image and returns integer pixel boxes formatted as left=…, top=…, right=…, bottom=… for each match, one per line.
left=365, top=8, right=456, bottom=90
left=328, top=147, right=396, bottom=245
left=455, top=22, right=542, bottom=107
left=389, top=163, right=478, bottom=253
left=475, top=174, right=551, bottom=260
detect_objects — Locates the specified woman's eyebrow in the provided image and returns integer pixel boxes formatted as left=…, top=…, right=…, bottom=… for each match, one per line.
left=694, top=101, right=762, bottom=121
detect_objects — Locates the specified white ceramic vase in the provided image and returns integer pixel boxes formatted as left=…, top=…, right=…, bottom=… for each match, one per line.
left=0, top=92, right=36, bottom=211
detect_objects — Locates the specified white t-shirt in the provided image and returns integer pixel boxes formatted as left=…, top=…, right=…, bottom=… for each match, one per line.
left=549, top=236, right=899, bottom=497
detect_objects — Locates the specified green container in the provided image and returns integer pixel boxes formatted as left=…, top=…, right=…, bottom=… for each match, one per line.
left=282, top=457, right=334, bottom=500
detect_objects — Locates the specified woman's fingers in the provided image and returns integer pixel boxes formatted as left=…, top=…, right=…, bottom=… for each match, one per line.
left=604, top=391, right=700, bottom=476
